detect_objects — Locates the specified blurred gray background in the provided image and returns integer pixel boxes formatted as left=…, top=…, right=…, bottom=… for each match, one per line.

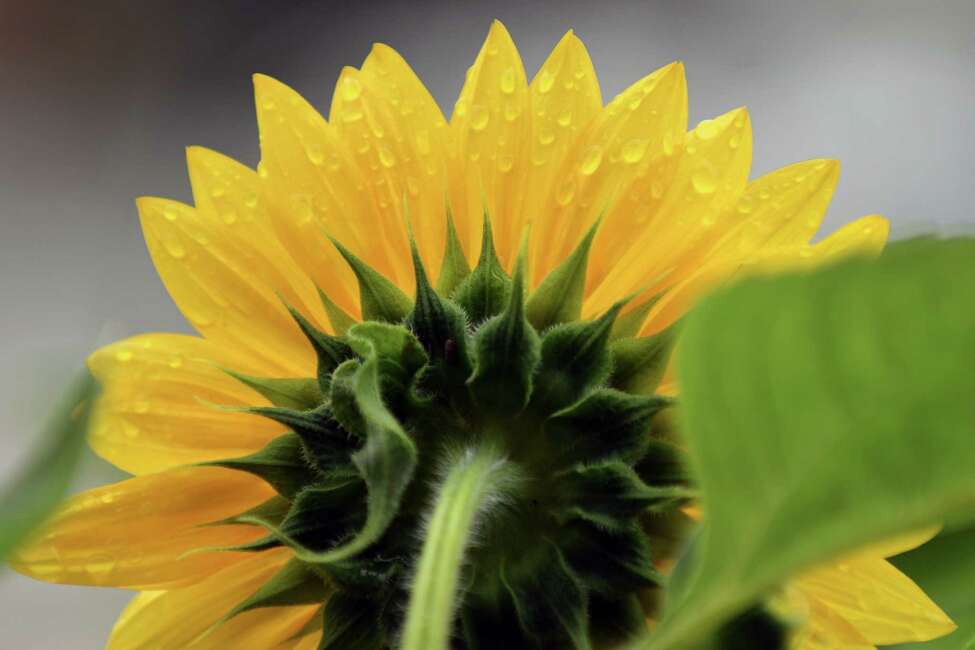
left=1, top=0, right=972, bottom=647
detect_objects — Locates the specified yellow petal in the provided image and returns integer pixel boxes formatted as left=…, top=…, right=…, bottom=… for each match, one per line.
left=87, top=333, right=286, bottom=474
left=535, top=61, right=688, bottom=287
left=586, top=107, right=751, bottom=316
left=138, top=196, right=316, bottom=376
left=522, top=30, right=601, bottom=251
left=186, top=147, right=329, bottom=329
left=108, top=549, right=318, bottom=649
left=449, top=20, right=531, bottom=267
left=327, top=45, right=451, bottom=284
left=744, top=215, right=890, bottom=275
left=252, top=74, right=366, bottom=315
left=796, top=557, right=955, bottom=645
left=10, top=467, right=273, bottom=589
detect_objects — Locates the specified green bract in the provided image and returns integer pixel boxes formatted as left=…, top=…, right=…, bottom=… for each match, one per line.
left=205, top=213, right=689, bottom=650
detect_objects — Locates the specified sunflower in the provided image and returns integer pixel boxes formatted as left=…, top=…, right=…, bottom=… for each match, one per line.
left=11, top=20, right=954, bottom=650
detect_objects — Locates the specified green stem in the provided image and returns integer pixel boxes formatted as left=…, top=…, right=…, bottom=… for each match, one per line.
left=400, top=444, right=512, bottom=650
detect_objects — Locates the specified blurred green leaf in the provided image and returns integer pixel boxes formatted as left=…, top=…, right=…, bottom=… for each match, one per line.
left=631, top=238, right=975, bottom=649
left=890, top=525, right=975, bottom=649
left=0, top=372, right=96, bottom=559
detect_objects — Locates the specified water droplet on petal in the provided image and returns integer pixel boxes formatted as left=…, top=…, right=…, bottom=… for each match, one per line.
left=691, top=168, right=718, bottom=194
left=538, top=125, right=556, bottom=145
left=305, top=144, right=325, bottom=165
left=115, top=349, right=133, bottom=362
left=695, top=118, right=719, bottom=140
left=556, top=178, right=576, bottom=206
left=222, top=211, right=238, bottom=225
left=498, top=154, right=514, bottom=172
left=162, top=206, right=179, bottom=222
left=470, top=105, right=490, bottom=131
left=379, top=146, right=396, bottom=168
left=579, top=145, right=603, bottom=175
left=557, top=109, right=572, bottom=127
left=538, top=69, right=555, bottom=94
left=622, top=139, right=648, bottom=164
left=500, top=67, right=516, bottom=94
left=341, top=76, right=362, bottom=101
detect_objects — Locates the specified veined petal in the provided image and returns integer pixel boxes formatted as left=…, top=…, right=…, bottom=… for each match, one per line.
left=796, top=557, right=955, bottom=645
left=186, top=147, right=330, bottom=329
left=253, top=74, right=364, bottom=315
left=107, top=549, right=317, bottom=649
left=449, top=20, right=531, bottom=267
left=327, top=45, right=451, bottom=283
left=138, top=196, right=316, bottom=376
left=87, top=333, right=286, bottom=475
left=522, top=30, right=601, bottom=252
left=586, top=107, right=752, bottom=316
left=533, top=60, right=688, bottom=287
left=10, top=467, right=273, bottom=589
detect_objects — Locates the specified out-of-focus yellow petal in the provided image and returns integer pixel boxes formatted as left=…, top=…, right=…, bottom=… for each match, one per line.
left=744, top=215, right=890, bottom=275
left=10, top=467, right=273, bottom=589
left=137, top=196, right=315, bottom=377
left=252, top=74, right=364, bottom=315
left=586, top=107, right=751, bottom=316
left=522, top=30, right=601, bottom=252
left=340, top=44, right=452, bottom=281
left=449, top=20, right=531, bottom=267
left=796, top=557, right=955, bottom=645
left=534, top=61, right=688, bottom=287
left=87, top=334, right=286, bottom=475
left=108, top=549, right=318, bottom=649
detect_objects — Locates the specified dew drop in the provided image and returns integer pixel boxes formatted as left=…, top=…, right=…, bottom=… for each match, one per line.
left=470, top=105, right=490, bottom=131
left=556, top=178, right=576, bottom=206
left=691, top=168, right=718, bottom=194
left=378, top=146, right=396, bottom=168
left=222, top=211, right=238, bottom=225
left=454, top=99, right=469, bottom=118
left=538, top=69, right=555, bottom=94
left=504, top=102, right=521, bottom=122
left=114, top=349, right=133, bottom=363
left=168, top=356, right=183, bottom=369
left=538, top=125, right=556, bottom=145
left=342, top=109, right=364, bottom=123
left=579, top=145, right=603, bottom=175
left=695, top=118, right=720, bottom=140
left=557, top=109, right=573, bottom=127
left=305, top=144, right=325, bottom=165
left=729, top=132, right=742, bottom=149
left=341, top=76, right=363, bottom=101
left=498, top=154, right=514, bottom=172
left=162, top=205, right=179, bottom=222
left=662, top=133, right=675, bottom=156
left=621, top=139, right=648, bottom=164
left=500, top=67, right=516, bottom=94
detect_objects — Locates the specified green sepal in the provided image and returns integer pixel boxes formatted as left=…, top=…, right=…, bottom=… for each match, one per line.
left=330, top=237, right=413, bottom=323
left=318, top=592, right=388, bottom=650
left=610, top=322, right=680, bottom=396
left=610, top=294, right=660, bottom=340
left=205, top=433, right=319, bottom=499
left=635, top=439, right=692, bottom=488
left=278, top=479, right=367, bottom=552
left=467, top=245, right=540, bottom=415
left=525, top=219, right=599, bottom=330
left=556, top=462, right=695, bottom=529
left=545, top=388, right=666, bottom=467
left=223, top=371, right=322, bottom=410
left=588, top=592, right=648, bottom=648
left=530, top=304, right=620, bottom=414
left=330, top=359, right=366, bottom=438
left=501, top=541, right=591, bottom=650
left=561, top=521, right=664, bottom=596
left=207, top=494, right=291, bottom=529
left=453, top=213, right=512, bottom=324
left=436, top=206, right=471, bottom=298
left=278, top=351, right=418, bottom=567
left=223, top=558, right=330, bottom=622
left=347, top=322, right=428, bottom=405
left=406, top=234, right=472, bottom=370
left=318, top=287, right=357, bottom=335
left=248, top=404, right=356, bottom=473
left=285, top=302, right=354, bottom=392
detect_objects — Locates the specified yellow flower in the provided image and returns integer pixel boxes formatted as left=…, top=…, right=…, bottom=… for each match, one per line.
left=10, top=20, right=952, bottom=649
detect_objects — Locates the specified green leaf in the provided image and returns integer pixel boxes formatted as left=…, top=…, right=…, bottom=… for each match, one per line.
left=467, top=244, right=541, bottom=414
left=0, top=372, right=95, bottom=559
left=890, top=525, right=975, bottom=649
left=436, top=206, right=472, bottom=298
left=453, top=212, right=512, bottom=324
left=525, top=219, right=599, bottom=330
left=545, top=388, right=667, bottom=467
left=530, top=304, right=620, bottom=413
left=318, top=287, right=357, bottom=335
left=638, top=238, right=975, bottom=649
left=206, top=433, right=319, bottom=499
left=501, top=541, right=591, bottom=650
left=223, top=372, right=322, bottom=410
left=330, top=237, right=413, bottom=323
left=609, top=323, right=679, bottom=396
left=284, top=302, right=354, bottom=392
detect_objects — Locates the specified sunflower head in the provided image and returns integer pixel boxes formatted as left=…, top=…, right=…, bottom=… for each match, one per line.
left=201, top=200, right=692, bottom=648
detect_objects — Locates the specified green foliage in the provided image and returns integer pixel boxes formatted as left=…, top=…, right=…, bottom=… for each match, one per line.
left=635, top=238, right=975, bottom=649
left=0, top=373, right=95, bottom=559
